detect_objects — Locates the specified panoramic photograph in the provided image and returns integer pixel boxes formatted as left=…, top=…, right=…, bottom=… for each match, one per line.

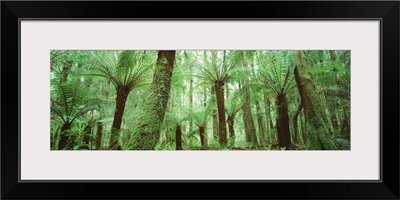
left=50, top=50, right=350, bottom=150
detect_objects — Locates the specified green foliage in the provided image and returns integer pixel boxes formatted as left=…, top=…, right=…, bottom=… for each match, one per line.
left=86, top=50, right=152, bottom=91
left=50, top=50, right=350, bottom=151
left=51, top=82, right=101, bottom=124
left=257, top=51, right=296, bottom=96
left=336, top=138, right=350, bottom=150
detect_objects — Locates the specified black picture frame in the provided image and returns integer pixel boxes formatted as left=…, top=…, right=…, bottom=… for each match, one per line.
left=2, top=1, right=399, bottom=199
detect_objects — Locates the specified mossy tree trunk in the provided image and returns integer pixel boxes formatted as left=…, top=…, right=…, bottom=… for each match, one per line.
left=58, top=122, right=72, bottom=150
left=241, top=52, right=258, bottom=148
left=300, top=110, right=306, bottom=145
left=294, top=50, right=338, bottom=150
left=96, top=122, right=103, bottom=150
left=110, top=86, right=130, bottom=150
left=264, top=93, right=274, bottom=143
left=131, top=50, right=176, bottom=150
left=292, top=101, right=303, bottom=144
left=256, top=101, right=266, bottom=146
left=276, top=93, right=291, bottom=149
left=211, top=86, right=219, bottom=139
left=214, top=81, right=228, bottom=146
left=227, top=115, right=235, bottom=147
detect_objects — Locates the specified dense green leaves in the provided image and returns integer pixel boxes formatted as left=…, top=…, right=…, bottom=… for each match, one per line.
left=50, top=50, right=350, bottom=151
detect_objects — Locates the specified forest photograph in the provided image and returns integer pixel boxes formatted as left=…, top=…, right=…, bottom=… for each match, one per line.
left=50, top=50, right=350, bottom=151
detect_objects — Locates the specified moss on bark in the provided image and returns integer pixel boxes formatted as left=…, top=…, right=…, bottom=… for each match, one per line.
left=131, top=51, right=176, bottom=150
left=294, top=51, right=337, bottom=150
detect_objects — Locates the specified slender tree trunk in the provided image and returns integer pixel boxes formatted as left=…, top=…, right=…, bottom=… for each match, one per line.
left=189, top=78, right=193, bottom=133
left=256, top=101, right=266, bottom=147
left=95, top=122, right=103, bottom=150
left=264, top=94, right=274, bottom=130
left=276, top=93, right=291, bottom=149
left=176, top=124, right=183, bottom=150
left=292, top=101, right=303, bottom=144
left=211, top=86, right=219, bottom=140
left=300, top=110, right=306, bottom=145
left=294, top=50, right=337, bottom=150
left=239, top=82, right=250, bottom=143
left=199, top=126, right=206, bottom=147
left=227, top=115, right=235, bottom=147
left=131, top=50, right=176, bottom=150
left=264, top=93, right=274, bottom=143
left=214, top=82, right=228, bottom=146
left=340, top=106, right=350, bottom=140
left=110, top=86, right=129, bottom=150
left=165, top=124, right=170, bottom=144
left=242, top=52, right=258, bottom=147
left=58, top=122, right=71, bottom=150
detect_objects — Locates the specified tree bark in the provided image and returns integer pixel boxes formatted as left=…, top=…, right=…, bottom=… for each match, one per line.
left=276, top=93, right=291, bottom=149
left=199, top=126, right=206, bottom=147
left=256, top=101, right=266, bottom=146
left=292, top=101, right=303, bottom=144
left=131, top=50, right=176, bottom=150
left=110, top=86, right=129, bottom=150
left=211, top=86, right=219, bottom=139
left=189, top=78, right=193, bottom=133
left=294, top=50, right=338, bottom=150
left=96, top=122, right=103, bottom=150
left=300, top=110, right=306, bottom=145
left=227, top=115, right=235, bottom=147
left=214, top=82, right=228, bottom=146
left=58, top=122, right=71, bottom=150
left=176, top=124, right=183, bottom=150
left=241, top=52, right=258, bottom=147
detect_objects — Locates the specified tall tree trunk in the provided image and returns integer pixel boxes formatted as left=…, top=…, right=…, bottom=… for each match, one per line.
left=292, top=101, right=303, bottom=144
left=96, top=122, right=103, bottom=150
left=239, top=82, right=250, bottom=143
left=199, top=126, right=206, bottom=147
left=176, top=124, right=183, bottom=150
left=165, top=124, right=170, bottom=144
left=300, top=110, right=306, bottom=145
left=276, top=93, right=291, bottom=149
left=294, top=51, right=337, bottom=150
left=256, top=101, right=266, bottom=147
left=264, top=93, right=274, bottom=143
left=58, top=122, right=72, bottom=150
left=242, top=52, right=258, bottom=147
left=110, top=86, right=129, bottom=150
left=340, top=106, right=350, bottom=140
left=189, top=78, right=193, bottom=133
left=131, top=50, right=176, bottom=150
left=227, top=115, right=235, bottom=147
left=214, top=82, right=228, bottom=146
left=211, top=86, right=219, bottom=139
